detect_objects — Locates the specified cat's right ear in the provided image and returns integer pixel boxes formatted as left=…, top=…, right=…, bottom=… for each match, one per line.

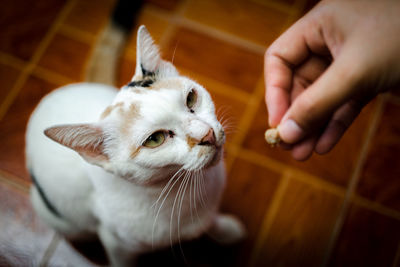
left=44, top=124, right=110, bottom=168
left=132, top=25, right=178, bottom=82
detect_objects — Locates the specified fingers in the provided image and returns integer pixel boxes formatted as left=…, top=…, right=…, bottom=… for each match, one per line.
left=279, top=51, right=361, bottom=144
left=291, top=55, right=331, bottom=102
left=265, top=10, right=330, bottom=127
left=292, top=135, right=319, bottom=161
left=315, top=100, right=363, bottom=154
left=265, top=17, right=315, bottom=127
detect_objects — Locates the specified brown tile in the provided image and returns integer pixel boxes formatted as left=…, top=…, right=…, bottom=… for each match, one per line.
left=357, top=102, right=400, bottom=212
left=254, top=178, right=342, bottom=266
left=63, top=0, right=116, bottom=34
left=242, top=100, right=377, bottom=187
left=124, top=7, right=171, bottom=54
left=262, top=0, right=297, bottom=5
left=183, top=0, right=290, bottom=46
left=0, top=0, right=66, bottom=60
left=37, top=33, right=91, bottom=81
left=0, top=63, right=21, bottom=104
left=117, top=56, right=136, bottom=88
left=164, top=27, right=263, bottom=93
left=144, top=0, right=182, bottom=11
left=329, top=202, right=400, bottom=266
left=0, top=76, right=59, bottom=181
left=221, top=157, right=282, bottom=266
left=0, top=180, right=55, bottom=266
left=391, top=86, right=400, bottom=97
left=303, top=0, right=320, bottom=13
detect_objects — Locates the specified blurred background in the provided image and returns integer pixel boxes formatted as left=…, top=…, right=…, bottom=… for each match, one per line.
left=0, top=0, right=399, bottom=266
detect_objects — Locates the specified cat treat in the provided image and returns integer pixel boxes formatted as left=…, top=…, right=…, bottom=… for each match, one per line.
left=265, top=127, right=280, bottom=146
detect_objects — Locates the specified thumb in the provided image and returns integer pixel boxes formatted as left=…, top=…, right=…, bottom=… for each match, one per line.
left=278, top=52, right=361, bottom=144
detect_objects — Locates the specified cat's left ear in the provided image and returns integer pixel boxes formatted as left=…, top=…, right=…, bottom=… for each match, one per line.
left=44, top=124, right=110, bottom=167
left=131, top=25, right=178, bottom=83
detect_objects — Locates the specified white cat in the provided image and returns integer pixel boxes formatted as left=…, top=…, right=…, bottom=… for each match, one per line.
left=25, top=25, right=245, bottom=266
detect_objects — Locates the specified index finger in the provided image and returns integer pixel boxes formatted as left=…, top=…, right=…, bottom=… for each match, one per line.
left=265, top=11, right=328, bottom=127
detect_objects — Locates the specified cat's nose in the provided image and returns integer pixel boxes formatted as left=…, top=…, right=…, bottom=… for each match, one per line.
left=199, top=128, right=216, bottom=146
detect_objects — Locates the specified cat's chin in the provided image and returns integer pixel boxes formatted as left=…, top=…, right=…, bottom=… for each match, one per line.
left=204, top=146, right=223, bottom=169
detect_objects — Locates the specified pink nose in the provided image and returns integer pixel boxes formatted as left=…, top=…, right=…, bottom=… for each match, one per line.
left=199, top=128, right=216, bottom=146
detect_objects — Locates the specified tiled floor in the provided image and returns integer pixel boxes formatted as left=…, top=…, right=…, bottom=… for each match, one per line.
left=0, top=0, right=399, bottom=266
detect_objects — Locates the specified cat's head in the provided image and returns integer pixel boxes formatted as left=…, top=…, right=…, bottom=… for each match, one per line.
left=44, top=26, right=225, bottom=184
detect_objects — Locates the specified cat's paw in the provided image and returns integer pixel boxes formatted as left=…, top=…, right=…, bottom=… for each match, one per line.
left=208, top=214, right=246, bottom=245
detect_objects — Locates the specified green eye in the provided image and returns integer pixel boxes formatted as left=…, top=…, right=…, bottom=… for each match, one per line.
left=186, top=89, right=197, bottom=111
left=143, top=131, right=166, bottom=148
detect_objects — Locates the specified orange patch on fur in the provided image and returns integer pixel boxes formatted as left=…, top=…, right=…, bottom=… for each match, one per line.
left=187, top=135, right=199, bottom=149
left=120, top=103, right=141, bottom=137
left=100, top=102, right=124, bottom=119
left=150, top=78, right=185, bottom=91
left=130, top=146, right=141, bottom=158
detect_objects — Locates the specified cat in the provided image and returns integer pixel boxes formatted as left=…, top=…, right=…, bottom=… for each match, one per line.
left=25, top=25, right=245, bottom=266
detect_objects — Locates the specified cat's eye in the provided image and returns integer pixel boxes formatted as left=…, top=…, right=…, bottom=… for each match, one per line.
left=186, top=89, right=197, bottom=112
left=143, top=131, right=166, bottom=148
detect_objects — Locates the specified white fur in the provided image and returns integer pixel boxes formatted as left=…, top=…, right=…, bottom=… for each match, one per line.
left=26, top=26, right=245, bottom=266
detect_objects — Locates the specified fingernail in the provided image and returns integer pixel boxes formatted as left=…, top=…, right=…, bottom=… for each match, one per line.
left=278, top=119, right=304, bottom=143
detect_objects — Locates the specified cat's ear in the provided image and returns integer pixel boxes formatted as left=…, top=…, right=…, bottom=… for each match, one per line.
left=44, top=124, right=109, bottom=167
left=132, top=25, right=178, bottom=82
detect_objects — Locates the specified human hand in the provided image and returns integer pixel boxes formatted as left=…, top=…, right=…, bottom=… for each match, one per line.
left=265, top=0, right=400, bottom=161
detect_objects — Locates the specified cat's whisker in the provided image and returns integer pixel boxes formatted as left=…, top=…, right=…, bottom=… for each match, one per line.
left=171, top=40, right=179, bottom=65
left=202, top=169, right=210, bottom=203
left=218, top=109, right=230, bottom=123
left=216, top=105, right=231, bottom=120
left=197, top=171, right=207, bottom=210
left=193, top=170, right=201, bottom=223
left=177, top=171, right=191, bottom=263
left=169, top=170, right=190, bottom=250
left=151, top=167, right=184, bottom=210
left=189, top=172, right=194, bottom=224
left=199, top=169, right=209, bottom=209
left=152, top=168, right=185, bottom=249
left=221, top=118, right=236, bottom=130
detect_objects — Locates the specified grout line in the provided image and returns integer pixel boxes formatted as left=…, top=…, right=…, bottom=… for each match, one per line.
left=236, top=144, right=400, bottom=222
left=172, top=17, right=267, bottom=55
left=145, top=2, right=268, bottom=55
left=250, top=0, right=304, bottom=15
left=59, top=24, right=96, bottom=44
left=0, top=66, right=34, bottom=121
left=230, top=77, right=265, bottom=146
left=0, top=0, right=77, bottom=121
left=248, top=170, right=291, bottom=267
left=40, top=233, right=61, bottom=267
left=33, top=66, right=75, bottom=86
left=225, top=77, right=264, bottom=173
left=393, top=241, right=400, bottom=267
left=0, top=51, right=27, bottom=71
left=321, top=95, right=387, bottom=266
left=158, top=0, right=191, bottom=50
left=0, top=170, right=30, bottom=194
left=237, top=147, right=346, bottom=198
left=352, top=195, right=400, bottom=221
